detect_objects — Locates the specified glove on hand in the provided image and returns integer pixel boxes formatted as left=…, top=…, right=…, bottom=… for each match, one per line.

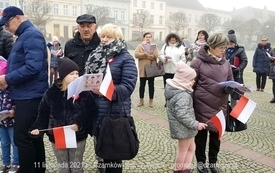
left=224, top=86, right=234, bottom=94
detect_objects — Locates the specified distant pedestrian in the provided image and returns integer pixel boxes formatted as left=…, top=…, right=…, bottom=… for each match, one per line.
left=252, top=36, right=271, bottom=92
left=48, top=36, right=63, bottom=85
left=165, top=60, right=207, bottom=173
left=159, top=33, right=185, bottom=88
left=135, top=32, right=158, bottom=107
left=190, top=30, right=208, bottom=62
left=268, top=45, right=275, bottom=103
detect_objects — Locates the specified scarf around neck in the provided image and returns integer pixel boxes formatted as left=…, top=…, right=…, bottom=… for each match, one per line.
left=85, top=40, right=127, bottom=74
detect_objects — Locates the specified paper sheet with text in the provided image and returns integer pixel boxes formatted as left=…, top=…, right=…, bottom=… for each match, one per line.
left=67, top=73, right=103, bottom=99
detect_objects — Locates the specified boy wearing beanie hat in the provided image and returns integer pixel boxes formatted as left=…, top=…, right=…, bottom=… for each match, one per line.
left=30, top=57, right=97, bottom=173
left=165, top=60, right=207, bottom=173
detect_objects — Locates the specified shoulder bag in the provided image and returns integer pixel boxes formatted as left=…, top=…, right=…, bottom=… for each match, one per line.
left=95, top=87, right=139, bottom=160
left=144, top=61, right=165, bottom=78
left=225, top=101, right=247, bottom=132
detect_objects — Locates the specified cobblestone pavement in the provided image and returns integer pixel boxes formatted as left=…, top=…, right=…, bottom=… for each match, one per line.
left=1, top=51, right=275, bottom=173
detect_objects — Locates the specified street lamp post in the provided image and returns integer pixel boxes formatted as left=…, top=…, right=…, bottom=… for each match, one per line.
left=18, top=0, right=24, bottom=11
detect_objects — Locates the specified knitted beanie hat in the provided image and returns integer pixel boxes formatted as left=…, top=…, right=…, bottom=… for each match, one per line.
left=58, top=58, right=79, bottom=80
left=167, top=60, right=196, bottom=92
left=227, top=30, right=237, bottom=43
left=52, top=36, right=59, bottom=43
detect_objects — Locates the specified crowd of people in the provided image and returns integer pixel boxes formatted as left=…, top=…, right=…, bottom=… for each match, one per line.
left=0, top=4, right=273, bottom=173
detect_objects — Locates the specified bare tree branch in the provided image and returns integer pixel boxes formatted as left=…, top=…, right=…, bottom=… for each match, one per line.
left=86, top=6, right=111, bottom=26
left=222, top=17, right=245, bottom=33
left=239, top=19, right=262, bottom=41
left=167, top=11, right=188, bottom=34
left=197, top=13, right=220, bottom=32
left=132, top=9, right=152, bottom=33
left=24, top=0, right=52, bottom=27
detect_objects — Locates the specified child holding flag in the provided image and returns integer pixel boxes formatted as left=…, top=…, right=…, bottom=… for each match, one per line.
left=30, top=58, right=97, bottom=173
left=165, top=60, right=207, bottom=173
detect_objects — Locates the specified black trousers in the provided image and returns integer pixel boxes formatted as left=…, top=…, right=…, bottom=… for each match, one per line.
left=163, top=73, right=175, bottom=88
left=256, top=72, right=267, bottom=89
left=14, top=98, right=46, bottom=173
left=272, top=79, right=275, bottom=98
left=139, top=77, right=155, bottom=99
left=195, top=129, right=220, bottom=164
left=104, top=159, right=122, bottom=173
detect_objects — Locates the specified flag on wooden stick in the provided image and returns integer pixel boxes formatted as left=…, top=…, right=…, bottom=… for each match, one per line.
left=210, top=110, right=226, bottom=140
left=53, top=125, right=77, bottom=149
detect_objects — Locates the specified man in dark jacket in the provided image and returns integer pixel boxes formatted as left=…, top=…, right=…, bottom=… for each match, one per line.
left=0, top=6, right=48, bottom=173
left=64, top=14, right=101, bottom=76
left=0, top=26, right=13, bottom=59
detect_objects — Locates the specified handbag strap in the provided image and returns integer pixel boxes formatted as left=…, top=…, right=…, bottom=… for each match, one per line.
left=107, top=87, right=126, bottom=118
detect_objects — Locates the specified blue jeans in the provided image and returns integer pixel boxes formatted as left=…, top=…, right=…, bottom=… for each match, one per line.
left=0, top=126, right=19, bottom=165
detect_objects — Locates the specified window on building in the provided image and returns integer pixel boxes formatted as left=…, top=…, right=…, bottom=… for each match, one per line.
left=133, top=0, right=137, bottom=7
left=120, top=11, right=125, bottom=20
left=151, top=2, right=154, bottom=9
left=195, top=15, right=198, bottom=22
left=142, top=1, right=146, bottom=8
left=114, top=10, right=118, bottom=19
left=159, top=16, right=162, bottom=25
left=150, top=15, right=154, bottom=24
left=189, top=14, right=192, bottom=22
left=63, top=5, right=68, bottom=16
left=53, top=4, right=59, bottom=15
left=0, top=0, right=9, bottom=8
left=72, top=6, right=77, bottom=17
left=160, top=3, right=163, bottom=10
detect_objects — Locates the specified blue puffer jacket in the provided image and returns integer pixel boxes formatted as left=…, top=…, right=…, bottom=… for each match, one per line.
left=5, top=20, right=48, bottom=100
left=93, top=49, right=138, bottom=136
left=253, top=43, right=271, bottom=74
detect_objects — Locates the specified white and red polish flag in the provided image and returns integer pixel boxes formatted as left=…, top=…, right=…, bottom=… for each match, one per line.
left=230, top=95, right=256, bottom=124
left=99, top=63, right=115, bottom=101
left=210, top=110, right=226, bottom=140
left=53, top=125, right=77, bottom=149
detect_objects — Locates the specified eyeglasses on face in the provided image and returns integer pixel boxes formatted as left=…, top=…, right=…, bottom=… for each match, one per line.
left=4, top=17, right=14, bottom=27
left=262, top=40, right=267, bottom=41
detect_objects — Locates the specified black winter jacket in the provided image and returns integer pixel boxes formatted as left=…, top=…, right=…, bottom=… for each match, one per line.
left=30, top=80, right=97, bottom=143
left=225, top=45, right=248, bottom=83
left=64, top=32, right=100, bottom=75
left=0, top=27, right=13, bottom=59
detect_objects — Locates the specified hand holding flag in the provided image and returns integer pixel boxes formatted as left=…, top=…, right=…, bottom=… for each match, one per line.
left=230, top=95, right=256, bottom=124
left=209, top=110, right=226, bottom=140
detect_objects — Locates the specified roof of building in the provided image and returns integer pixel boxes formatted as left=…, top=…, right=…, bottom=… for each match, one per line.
left=232, top=6, right=275, bottom=21
left=165, top=0, right=206, bottom=11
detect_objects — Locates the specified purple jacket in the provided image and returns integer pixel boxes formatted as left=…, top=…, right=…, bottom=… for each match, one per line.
left=190, top=45, right=233, bottom=132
